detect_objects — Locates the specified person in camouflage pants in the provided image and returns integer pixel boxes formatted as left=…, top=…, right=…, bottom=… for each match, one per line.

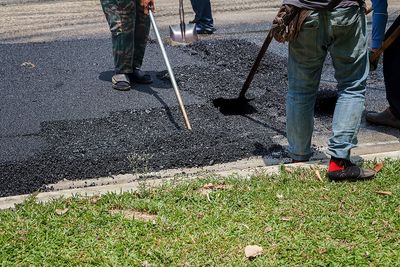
left=101, top=0, right=155, bottom=91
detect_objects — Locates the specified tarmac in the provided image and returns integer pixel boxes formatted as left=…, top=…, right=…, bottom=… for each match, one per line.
left=0, top=0, right=399, bottom=199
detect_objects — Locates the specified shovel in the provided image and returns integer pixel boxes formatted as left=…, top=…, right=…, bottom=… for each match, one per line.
left=213, top=30, right=274, bottom=115
left=169, top=0, right=198, bottom=44
left=149, top=10, right=192, bottom=130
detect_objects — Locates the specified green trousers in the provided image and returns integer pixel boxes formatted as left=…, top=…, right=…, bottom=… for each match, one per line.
left=100, top=0, right=150, bottom=74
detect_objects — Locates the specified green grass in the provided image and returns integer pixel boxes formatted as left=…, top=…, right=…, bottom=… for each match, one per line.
left=1, top=160, right=399, bottom=266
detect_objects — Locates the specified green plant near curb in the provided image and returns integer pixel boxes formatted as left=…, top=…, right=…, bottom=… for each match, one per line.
left=1, top=159, right=399, bottom=266
left=127, top=153, right=154, bottom=174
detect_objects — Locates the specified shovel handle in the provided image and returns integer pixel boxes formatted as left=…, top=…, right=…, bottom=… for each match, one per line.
left=149, top=10, right=192, bottom=130
left=179, top=0, right=186, bottom=40
left=370, top=25, right=400, bottom=63
left=239, top=30, right=274, bottom=99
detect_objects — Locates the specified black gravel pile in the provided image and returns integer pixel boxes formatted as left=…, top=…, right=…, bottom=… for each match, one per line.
left=0, top=103, right=284, bottom=197
left=177, top=39, right=336, bottom=117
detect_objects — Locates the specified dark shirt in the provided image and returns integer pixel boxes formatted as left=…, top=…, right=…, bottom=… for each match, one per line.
left=282, top=0, right=363, bottom=10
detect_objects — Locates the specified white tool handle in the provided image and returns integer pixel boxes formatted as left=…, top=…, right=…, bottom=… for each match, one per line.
left=149, top=10, right=192, bottom=130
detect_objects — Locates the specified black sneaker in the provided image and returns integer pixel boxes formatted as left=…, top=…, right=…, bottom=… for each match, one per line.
left=328, top=158, right=376, bottom=182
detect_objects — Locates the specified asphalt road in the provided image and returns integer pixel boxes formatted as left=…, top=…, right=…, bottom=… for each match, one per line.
left=0, top=0, right=399, bottom=197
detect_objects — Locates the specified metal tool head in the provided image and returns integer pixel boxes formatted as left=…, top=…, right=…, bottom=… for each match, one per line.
left=169, top=0, right=198, bottom=44
left=169, top=23, right=198, bottom=44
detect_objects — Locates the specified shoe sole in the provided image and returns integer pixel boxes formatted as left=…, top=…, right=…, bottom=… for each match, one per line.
left=112, top=84, right=131, bottom=91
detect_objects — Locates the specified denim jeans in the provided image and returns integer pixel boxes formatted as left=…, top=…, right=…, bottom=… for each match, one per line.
left=286, top=6, right=369, bottom=161
left=190, top=0, right=215, bottom=31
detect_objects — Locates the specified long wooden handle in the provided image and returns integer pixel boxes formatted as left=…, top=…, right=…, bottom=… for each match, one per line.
left=239, top=30, right=274, bottom=98
left=371, top=25, right=400, bottom=63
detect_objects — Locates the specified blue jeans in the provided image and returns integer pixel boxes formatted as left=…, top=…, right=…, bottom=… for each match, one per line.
left=190, top=0, right=215, bottom=31
left=286, top=6, right=369, bottom=161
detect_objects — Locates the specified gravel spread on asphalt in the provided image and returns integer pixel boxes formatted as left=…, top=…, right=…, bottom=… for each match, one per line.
left=0, top=39, right=338, bottom=197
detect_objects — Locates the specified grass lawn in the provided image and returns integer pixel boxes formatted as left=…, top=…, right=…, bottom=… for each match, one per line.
left=1, top=159, right=399, bottom=266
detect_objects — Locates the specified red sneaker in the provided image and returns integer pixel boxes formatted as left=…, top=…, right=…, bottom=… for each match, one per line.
left=327, top=157, right=375, bottom=181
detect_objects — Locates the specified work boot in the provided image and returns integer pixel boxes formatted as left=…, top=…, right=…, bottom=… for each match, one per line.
left=327, top=157, right=375, bottom=182
left=195, top=24, right=216, bottom=34
left=366, top=108, right=400, bottom=129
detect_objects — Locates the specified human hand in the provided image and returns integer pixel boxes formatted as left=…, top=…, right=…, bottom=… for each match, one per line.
left=369, top=49, right=380, bottom=71
left=141, top=0, right=155, bottom=15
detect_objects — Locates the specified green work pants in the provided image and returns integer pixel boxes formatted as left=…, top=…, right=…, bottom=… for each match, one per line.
left=101, top=0, right=150, bottom=73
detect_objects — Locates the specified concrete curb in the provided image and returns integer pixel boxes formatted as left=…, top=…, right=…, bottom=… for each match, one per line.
left=1, top=150, right=399, bottom=210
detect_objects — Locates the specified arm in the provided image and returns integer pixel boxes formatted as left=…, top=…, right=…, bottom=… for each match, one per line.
left=371, top=0, right=388, bottom=50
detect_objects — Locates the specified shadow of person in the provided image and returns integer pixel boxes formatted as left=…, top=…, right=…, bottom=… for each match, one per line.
left=99, top=70, right=114, bottom=82
left=99, top=70, right=182, bottom=130
left=362, top=113, right=400, bottom=139
left=241, top=114, right=286, bottom=136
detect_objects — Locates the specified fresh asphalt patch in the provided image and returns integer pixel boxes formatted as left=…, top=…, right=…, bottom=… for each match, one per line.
left=0, top=36, right=384, bottom=197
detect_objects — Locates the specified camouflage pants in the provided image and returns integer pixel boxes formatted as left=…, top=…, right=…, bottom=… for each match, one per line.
left=100, top=0, right=150, bottom=74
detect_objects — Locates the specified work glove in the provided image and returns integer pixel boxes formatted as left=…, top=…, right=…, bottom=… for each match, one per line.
left=369, top=49, right=380, bottom=71
left=141, top=0, right=155, bottom=15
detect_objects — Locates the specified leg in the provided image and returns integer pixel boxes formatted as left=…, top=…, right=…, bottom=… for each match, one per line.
left=383, top=15, right=400, bottom=118
left=286, top=11, right=327, bottom=161
left=133, top=0, right=150, bottom=69
left=328, top=7, right=369, bottom=160
left=190, top=0, right=200, bottom=21
left=100, top=0, right=135, bottom=74
left=195, top=0, right=215, bottom=33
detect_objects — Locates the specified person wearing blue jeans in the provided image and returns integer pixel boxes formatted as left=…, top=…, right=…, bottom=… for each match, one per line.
left=190, top=0, right=216, bottom=34
left=283, top=0, right=375, bottom=181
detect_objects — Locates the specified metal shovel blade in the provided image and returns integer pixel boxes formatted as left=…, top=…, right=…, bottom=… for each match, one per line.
left=169, top=23, right=198, bottom=43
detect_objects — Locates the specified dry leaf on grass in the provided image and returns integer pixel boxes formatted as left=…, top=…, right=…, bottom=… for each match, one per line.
left=244, top=245, right=263, bottom=259
left=276, top=193, right=284, bottom=200
left=264, top=226, right=273, bottom=233
left=283, top=166, right=295, bottom=173
left=373, top=163, right=384, bottom=173
left=375, top=191, right=392, bottom=196
left=202, top=183, right=215, bottom=189
left=314, top=169, right=323, bottom=182
left=55, top=208, right=69, bottom=215
left=89, top=196, right=101, bottom=204
left=280, top=217, right=292, bottom=222
left=197, top=183, right=231, bottom=197
left=109, top=209, right=157, bottom=222
left=201, top=183, right=231, bottom=190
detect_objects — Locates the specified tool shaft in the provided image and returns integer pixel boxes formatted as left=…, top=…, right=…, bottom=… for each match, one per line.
left=239, top=30, right=273, bottom=99
left=149, top=10, right=192, bottom=130
left=371, top=25, right=400, bottom=63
